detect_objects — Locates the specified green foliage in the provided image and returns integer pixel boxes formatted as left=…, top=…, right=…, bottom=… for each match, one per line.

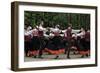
left=24, top=11, right=90, bottom=29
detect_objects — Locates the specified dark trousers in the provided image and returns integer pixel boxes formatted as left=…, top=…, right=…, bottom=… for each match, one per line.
left=38, top=37, right=46, bottom=57
left=66, top=40, right=72, bottom=58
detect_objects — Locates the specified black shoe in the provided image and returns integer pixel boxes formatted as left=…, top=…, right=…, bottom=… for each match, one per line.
left=67, top=57, right=70, bottom=59
left=86, top=54, right=88, bottom=57
left=81, top=55, right=84, bottom=58
left=32, top=56, right=37, bottom=58
left=55, top=56, right=59, bottom=59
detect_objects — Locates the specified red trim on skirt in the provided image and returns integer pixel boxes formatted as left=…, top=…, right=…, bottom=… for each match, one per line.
left=79, top=50, right=90, bottom=55
left=45, top=48, right=65, bottom=55
left=27, top=50, right=39, bottom=56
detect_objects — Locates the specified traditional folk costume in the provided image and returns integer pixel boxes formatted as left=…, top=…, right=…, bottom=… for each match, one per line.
left=85, top=31, right=90, bottom=50
left=28, top=28, right=40, bottom=57
left=38, top=25, right=47, bottom=58
left=76, top=30, right=90, bottom=57
left=45, top=28, right=65, bottom=58
left=24, top=29, right=32, bottom=56
left=65, top=27, right=72, bottom=58
left=84, top=30, right=90, bottom=56
left=70, top=34, right=79, bottom=55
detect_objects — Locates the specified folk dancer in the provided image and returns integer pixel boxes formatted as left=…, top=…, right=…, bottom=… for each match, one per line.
left=45, top=25, right=65, bottom=59
left=77, top=28, right=87, bottom=58
left=24, top=25, right=33, bottom=57
left=29, top=26, right=40, bottom=58
left=63, top=25, right=72, bottom=59
left=38, top=23, right=47, bottom=58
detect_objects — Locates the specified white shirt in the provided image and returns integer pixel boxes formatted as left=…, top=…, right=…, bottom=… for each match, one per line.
left=24, top=29, right=33, bottom=36
left=77, top=31, right=85, bottom=38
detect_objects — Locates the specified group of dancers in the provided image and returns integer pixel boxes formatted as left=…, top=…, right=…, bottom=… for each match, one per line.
left=24, top=23, right=90, bottom=59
